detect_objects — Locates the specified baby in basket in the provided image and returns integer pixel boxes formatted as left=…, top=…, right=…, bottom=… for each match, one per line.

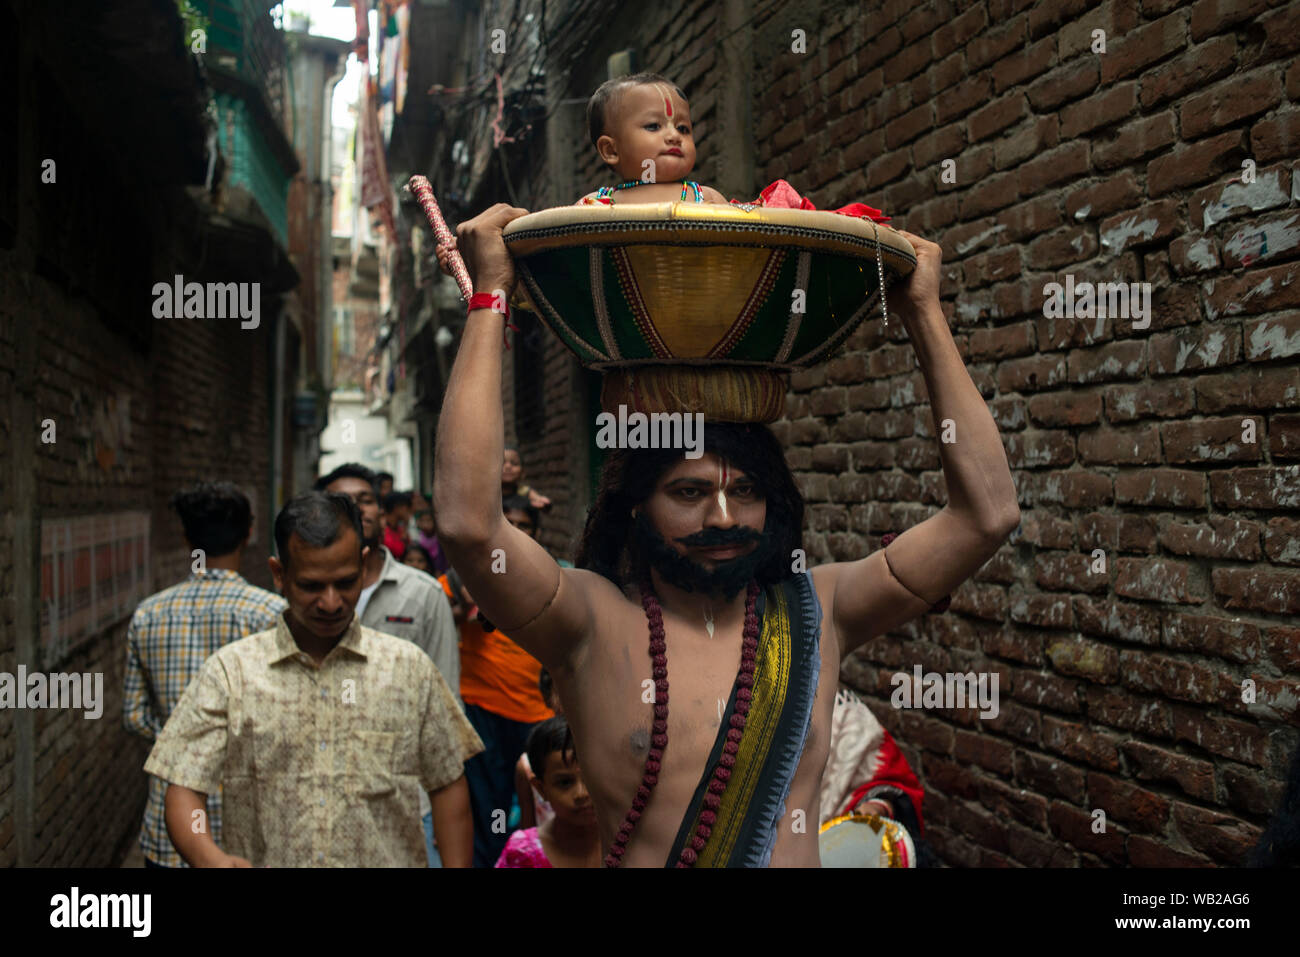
left=577, top=71, right=890, bottom=223
left=577, top=72, right=731, bottom=206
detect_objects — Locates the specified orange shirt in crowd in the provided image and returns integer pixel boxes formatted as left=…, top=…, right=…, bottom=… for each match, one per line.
left=438, top=573, right=555, bottom=724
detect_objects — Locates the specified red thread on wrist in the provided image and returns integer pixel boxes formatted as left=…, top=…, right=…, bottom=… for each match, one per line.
left=466, top=292, right=519, bottom=349
left=466, top=292, right=507, bottom=316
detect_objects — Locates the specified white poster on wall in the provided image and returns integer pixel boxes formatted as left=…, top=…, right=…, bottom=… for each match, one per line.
left=40, top=512, right=151, bottom=662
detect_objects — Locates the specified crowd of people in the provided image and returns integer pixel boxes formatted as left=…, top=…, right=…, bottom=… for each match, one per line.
left=124, top=444, right=932, bottom=868
left=124, top=448, right=608, bottom=868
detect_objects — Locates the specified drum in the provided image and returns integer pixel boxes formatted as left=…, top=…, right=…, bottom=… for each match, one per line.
left=502, top=201, right=916, bottom=422
left=818, top=811, right=917, bottom=868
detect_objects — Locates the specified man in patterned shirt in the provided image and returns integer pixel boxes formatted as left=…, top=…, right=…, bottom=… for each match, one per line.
left=123, top=482, right=286, bottom=868
left=315, top=462, right=461, bottom=865
left=145, top=491, right=482, bottom=867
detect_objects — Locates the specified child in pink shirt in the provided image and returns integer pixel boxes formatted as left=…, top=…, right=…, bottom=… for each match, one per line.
left=514, top=669, right=559, bottom=830
left=496, top=715, right=600, bottom=868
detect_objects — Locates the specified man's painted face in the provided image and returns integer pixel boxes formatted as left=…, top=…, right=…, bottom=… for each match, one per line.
left=603, top=83, right=696, bottom=183
left=502, top=449, right=522, bottom=485
left=325, top=476, right=380, bottom=546
left=271, top=527, right=364, bottom=642
left=637, top=453, right=772, bottom=598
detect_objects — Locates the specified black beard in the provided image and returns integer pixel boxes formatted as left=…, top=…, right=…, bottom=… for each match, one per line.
left=631, top=511, right=773, bottom=601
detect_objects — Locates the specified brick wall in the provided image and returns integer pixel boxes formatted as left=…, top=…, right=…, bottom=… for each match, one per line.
left=0, top=0, right=287, bottom=865
left=753, top=0, right=1299, bottom=866
left=0, top=241, right=280, bottom=867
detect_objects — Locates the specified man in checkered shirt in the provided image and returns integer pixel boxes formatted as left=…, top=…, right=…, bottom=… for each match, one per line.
left=123, top=482, right=286, bottom=868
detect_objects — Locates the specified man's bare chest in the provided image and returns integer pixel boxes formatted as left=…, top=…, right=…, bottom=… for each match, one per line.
left=557, top=586, right=837, bottom=865
left=575, top=612, right=744, bottom=758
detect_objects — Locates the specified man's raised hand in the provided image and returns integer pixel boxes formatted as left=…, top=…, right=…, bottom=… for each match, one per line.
left=448, top=203, right=529, bottom=298
left=890, top=229, right=943, bottom=325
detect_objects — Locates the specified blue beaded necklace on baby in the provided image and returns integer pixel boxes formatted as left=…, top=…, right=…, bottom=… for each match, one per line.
left=596, top=180, right=703, bottom=203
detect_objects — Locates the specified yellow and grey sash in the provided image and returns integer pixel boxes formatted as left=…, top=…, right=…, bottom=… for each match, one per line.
left=666, top=572, right=822, bottom=867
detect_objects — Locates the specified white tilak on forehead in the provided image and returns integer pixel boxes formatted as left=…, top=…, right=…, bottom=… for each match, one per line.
left=717, top=461, right=729, bottom=520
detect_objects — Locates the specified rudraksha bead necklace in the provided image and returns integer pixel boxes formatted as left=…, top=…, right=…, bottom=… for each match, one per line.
left=604, top=579, right=761, bottom=868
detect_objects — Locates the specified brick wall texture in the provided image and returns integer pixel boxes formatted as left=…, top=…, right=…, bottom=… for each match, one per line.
left=1, top=5, right=284, bottom=864
left=481, top=0, right=1300, bottom=866
left=759, top=0, right=1300, bottom=868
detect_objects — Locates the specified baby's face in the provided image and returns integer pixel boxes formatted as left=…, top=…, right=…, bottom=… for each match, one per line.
left=601, top=83, right=696, bottom=183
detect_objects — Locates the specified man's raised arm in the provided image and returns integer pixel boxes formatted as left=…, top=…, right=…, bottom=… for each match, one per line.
left=432, top=205, right=595, bottom=670
left=830, top=230, right=1021, bottom=653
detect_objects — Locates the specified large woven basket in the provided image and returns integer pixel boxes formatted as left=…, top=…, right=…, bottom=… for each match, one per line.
left=502, top=202, right=916, bottom=421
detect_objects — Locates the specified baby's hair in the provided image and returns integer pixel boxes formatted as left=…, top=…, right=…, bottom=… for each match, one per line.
left=526, top=715, right=574, bottom=779
left=587, top=72, right=687, bottom=149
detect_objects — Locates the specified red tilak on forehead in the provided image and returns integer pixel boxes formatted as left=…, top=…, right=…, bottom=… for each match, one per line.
left=665, top=95, right=672, bottom=117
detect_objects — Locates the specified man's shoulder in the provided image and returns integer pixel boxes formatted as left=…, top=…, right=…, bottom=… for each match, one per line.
left=208, top=626, right=280, bottom=667
left=229, top=582, right=288, bottom=622
left=808, top=564, right=840, bottom=597
left=133, top=575, right=284, bottom=618
left=359, top=625, right=437, bottom=665
left=559, top=567, right=638, bottom=622
left=134, top=574, right=230, bottom=612
left=385, top=560, right=449, bottom=608
left=132, top=581, right=192, bottom=618
left=231, top=579, right=287, bottom=606
left=386, top=558, right=438, bottom=588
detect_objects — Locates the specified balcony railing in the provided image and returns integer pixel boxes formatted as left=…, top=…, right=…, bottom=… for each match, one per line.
left=196, top=0, right=286, bottom=122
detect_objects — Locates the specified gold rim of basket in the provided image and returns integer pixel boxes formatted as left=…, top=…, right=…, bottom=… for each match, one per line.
left=502, top=201, right=917, bottom=267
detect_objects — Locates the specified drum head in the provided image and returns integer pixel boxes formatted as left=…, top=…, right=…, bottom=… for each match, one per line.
left=818, top=812, right=917, bottom=868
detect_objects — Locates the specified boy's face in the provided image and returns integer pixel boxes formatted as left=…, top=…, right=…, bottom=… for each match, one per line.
left=403, top=548, right=429, bottom=572
left=416, top=511, right=435, bottom=533
left=600, top=83, right=696, bottom=184
left=502, top=449, right=522, bottom=485
left=534, top=750, right=594, bottom=826
left=324, top=476, right=380, bottom=547
left=505, top=507, right=537, bottom=540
